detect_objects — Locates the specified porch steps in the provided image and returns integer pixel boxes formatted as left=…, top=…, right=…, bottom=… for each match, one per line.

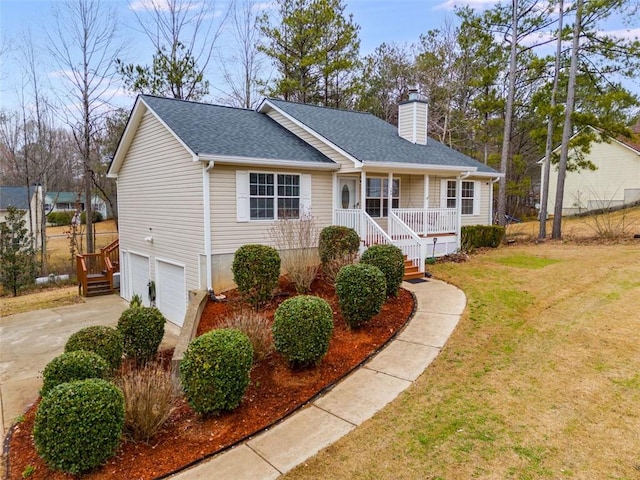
left=403, top=256, right=424, bottom=281
left=85, top=276, right=113, bottom=297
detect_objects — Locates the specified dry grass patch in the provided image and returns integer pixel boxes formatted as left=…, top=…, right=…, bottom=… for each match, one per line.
left=282, top=243, right=640, bottom=479
left=1, top=286, right=82, bottom=317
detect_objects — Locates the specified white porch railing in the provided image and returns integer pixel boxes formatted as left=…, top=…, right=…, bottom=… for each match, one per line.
left=392, top=208, right=456, bottom=235
left=334, top=208, right=361, bottom=234
left=388, top=210, right=425, bottom=271
left=334, top=209, right=393, bottom=248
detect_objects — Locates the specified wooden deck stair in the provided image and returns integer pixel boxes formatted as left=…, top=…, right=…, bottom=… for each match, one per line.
left=77, top=238, right=119, bottom=297
left=403, top=255, right=424, bottom=281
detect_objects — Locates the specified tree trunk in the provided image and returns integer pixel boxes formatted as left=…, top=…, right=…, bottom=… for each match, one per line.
left=552, top=0, right=582, bottom=239
left=497, top=0, right=518, bottom=226
left=538, top=0, right=563, bottom=239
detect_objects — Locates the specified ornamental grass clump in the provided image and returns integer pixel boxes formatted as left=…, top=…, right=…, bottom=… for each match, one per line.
left=318, top=226, right=360, bottom=283
left=33, top=379, right=125, bottom=475
left=180, top=329, right=253, bottom=416
left=360, top=244, right=405, bottom=297
left=272, top=295, right=334, bottom=368
left=64, top=325, right=123, bottom=373
left=115, top=362, right=179, bottom=443
left=40, top=350, right=109, bottom=396
left=217, top=308, right=274, bottom=363
left=232, top=244, right=281, bottom=307
left=335, top=263, right=387, bottom=329
left=117, top=305, right=166, bottom=365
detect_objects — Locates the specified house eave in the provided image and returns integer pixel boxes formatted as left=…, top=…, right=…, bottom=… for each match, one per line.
left=197, top=154, right=340, bottom=171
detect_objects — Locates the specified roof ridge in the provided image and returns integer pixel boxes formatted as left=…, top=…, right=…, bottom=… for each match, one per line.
left=140, top=94, right=255, bottom=112
left=267, top=97, right=375, bottom=117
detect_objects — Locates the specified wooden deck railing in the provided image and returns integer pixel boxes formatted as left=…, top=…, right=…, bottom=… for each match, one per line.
left=76, top=239, right=119, bottom=296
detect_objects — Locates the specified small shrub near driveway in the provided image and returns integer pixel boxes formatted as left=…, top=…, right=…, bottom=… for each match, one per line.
left=360, top=244, right=405, bottom=297
left=64, top=325, right=123, bottom=373
left=232, top=244, right=281, bottom=307
left=33, top=379, right=125, bottom=475
left=336, top=263, right=387, bottom=329
left=40, top=350, right=108, bottom=396
left=217, top=309, right=274, bottom=363
left=115, top=362, right=179, bottom=443
left=180, top=328, right=253, bottom=416
left=272, top=295, right=334, bottom=368
left=117, top=305, right=166, bottom=365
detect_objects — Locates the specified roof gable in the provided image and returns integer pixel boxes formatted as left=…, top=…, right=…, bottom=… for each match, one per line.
left=264, top=98, right=498, bottom=174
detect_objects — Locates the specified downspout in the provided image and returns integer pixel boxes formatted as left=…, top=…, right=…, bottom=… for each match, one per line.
left=203, top=160, right=214, bottom=292
left=489, top=177, right=500, bottom=225
left=456, top=172, right=472, bottom=250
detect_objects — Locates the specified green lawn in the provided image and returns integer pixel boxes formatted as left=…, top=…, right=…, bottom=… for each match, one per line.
left=283, top=242, right=640, bottom=479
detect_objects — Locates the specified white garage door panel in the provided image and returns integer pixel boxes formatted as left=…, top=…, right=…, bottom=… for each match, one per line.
left=130, top=254, right=150, bottom=306
left=157, top=261, right=186, bottom=326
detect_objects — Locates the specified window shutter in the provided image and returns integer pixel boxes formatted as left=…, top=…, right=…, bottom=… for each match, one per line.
left=300, top=174, right=312, bottom=215
left=440, top=179, right=450, bottom=208
left=236, top=170, right=249, bottom=222
left=473, top=181, right=481, bottom=216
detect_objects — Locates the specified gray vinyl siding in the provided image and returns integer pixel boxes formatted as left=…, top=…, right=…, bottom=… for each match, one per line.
left=265, top=110, right=355, bottom=168
left=117, top=110, right=204, bottom=294
left=209, top=164, right=334, bottom=255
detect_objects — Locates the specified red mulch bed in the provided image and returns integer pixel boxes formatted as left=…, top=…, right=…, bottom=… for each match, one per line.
left=6, top=277, right=414, bottom=479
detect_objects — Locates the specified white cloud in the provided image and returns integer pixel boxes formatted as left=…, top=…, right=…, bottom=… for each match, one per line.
left=598, top=28, right=640, bottom=41
left=433, top=0, right=497, bottom=11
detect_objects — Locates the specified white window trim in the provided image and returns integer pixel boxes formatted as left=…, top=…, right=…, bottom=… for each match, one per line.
left=441, top=179, right=480, bottom=216
left=236, top=170, right=311, bottom=222
left=365, top=177, right=400, bottom=218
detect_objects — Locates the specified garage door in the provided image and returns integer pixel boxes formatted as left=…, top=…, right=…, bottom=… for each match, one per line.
left=130, top=253, right=150, bottom=306
left=156, top=260, right=186, bottom=326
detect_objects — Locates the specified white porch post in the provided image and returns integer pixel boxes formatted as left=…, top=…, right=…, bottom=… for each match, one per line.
left=424, top=174, right=429, bottom=237
left=423, top=174, right=429, bottom=210
left=360, top=170, right=367, bottom=239
left=456, top=174, right=463, bottom=250
left=332, top=172, right=338, bottom=225
left=387, top=172, right=393, bottom=216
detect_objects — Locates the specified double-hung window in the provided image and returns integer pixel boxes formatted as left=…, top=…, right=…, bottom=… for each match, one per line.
left=442, top=179, right=479, bottom=215
left=365, top=178, right=399, bottom=217
left=249, top=173, right=300, bottom=220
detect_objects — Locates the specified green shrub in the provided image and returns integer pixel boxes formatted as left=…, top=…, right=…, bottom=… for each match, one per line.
left=360, top=244, right=405, bottom=297
left=335, top=263, right=386, bottom=329
left=33, top=379, right=125, bottom=475
left=117, top=306, right=165, bottom=364
left=318, top=226, right=360, bottom=266
left=65, top=326, right=123, bottom=373
left=180, top=329, right=253, bottom=415
left=80, top=211, right=103, bottom=223
left=46, top=211, right=73, bottom=226
left=232, top=244, right=281, bottom=307
left=461, top=225, right=506, bottom=252
left=41, top=350, right=108, bottom=396
left=272, top=295, right=334, bottom=368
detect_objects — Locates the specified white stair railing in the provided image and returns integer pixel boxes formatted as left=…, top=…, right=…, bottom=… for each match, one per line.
left=389, top=210, right=425, bottom=271
left=392, top=208, right=426, bottom=235
left=361, top=211, right=393, bottom=247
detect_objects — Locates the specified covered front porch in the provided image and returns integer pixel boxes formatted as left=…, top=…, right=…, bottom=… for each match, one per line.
left=332, top=169, right=489, bottom=277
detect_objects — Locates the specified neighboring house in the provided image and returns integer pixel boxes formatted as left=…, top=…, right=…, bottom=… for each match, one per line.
left=540, top=130, right=640, bottom=216
left=108, top=93, right=501, bottom=326
left=45, top=191, right=109, bottom=219
left=0, top=185, right=44, bottom=249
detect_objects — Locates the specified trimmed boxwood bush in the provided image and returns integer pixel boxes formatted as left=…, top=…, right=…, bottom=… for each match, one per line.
left=335, top=263, right=386, bottom=329
left=318, top=226, right=360, bottom=265
left=41, top=350, right=109, bottom=396
left=232, top=244, right=281, bottom=307
left=461, top=225, right=506, bottom=251
left=65, top=326, right=123, bottom=373
left=272, top=295, right=334, bottom=368
left=117, top=305, right=166, bottom=364
left=179, top=328, right=253, bottom=416
left=33, top=379, right=125, bottom=475
left=360, top=244, right=405, bottom=297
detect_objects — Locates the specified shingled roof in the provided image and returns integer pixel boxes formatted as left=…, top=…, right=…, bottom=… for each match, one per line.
left=141, top=95, right=334, bottom=165
left=0, top=186, right=36, bottom=211
left=266, top=98, right=498, bottom=174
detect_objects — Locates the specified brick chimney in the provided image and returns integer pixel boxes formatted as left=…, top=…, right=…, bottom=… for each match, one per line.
left=398, top=87, right=428, bottom=145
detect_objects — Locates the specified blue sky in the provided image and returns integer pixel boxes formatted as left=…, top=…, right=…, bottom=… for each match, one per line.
left=0, top=0, right=638, bottom=113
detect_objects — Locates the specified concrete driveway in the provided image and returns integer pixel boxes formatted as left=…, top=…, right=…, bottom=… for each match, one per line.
left=0, top=294, right=180, bottom=442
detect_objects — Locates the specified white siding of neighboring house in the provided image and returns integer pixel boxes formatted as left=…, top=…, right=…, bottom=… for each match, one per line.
left=209, top=164, right=334, bottom=292
left=117, top=110, right=204, bottom=300
left=265, top=110, right=355, bottom=168
left=545, top=140, right=640, bottom=216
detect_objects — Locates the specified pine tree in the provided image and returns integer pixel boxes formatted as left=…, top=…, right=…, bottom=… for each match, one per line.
left=0, top=206, right=38, bottom=296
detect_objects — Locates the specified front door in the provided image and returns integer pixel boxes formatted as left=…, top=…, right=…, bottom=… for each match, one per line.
left=338, top=178, right=358, bottom=209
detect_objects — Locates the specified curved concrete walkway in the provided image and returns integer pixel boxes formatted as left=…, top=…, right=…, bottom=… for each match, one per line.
left=170, top=278, right=466, bottom=480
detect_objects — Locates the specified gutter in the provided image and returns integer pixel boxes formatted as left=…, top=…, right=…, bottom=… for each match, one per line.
left=197, top=154, right=340, bottom=171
